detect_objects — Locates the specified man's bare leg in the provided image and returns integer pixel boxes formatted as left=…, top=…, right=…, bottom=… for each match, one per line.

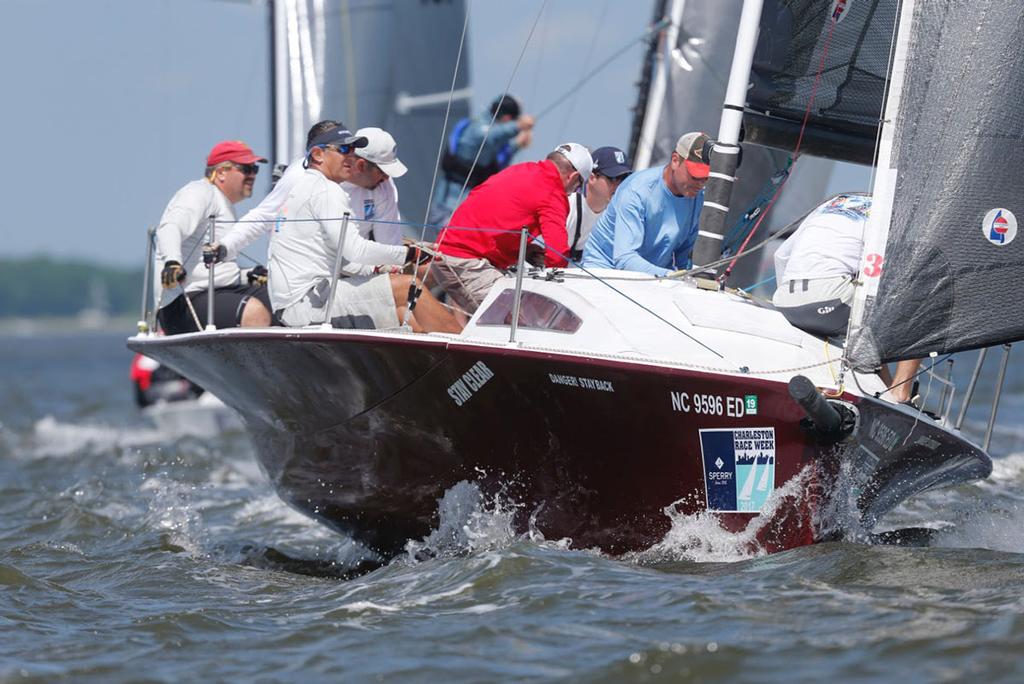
left=390, top=275, right=463, bottom=334
left=885, top=358, right=922, bottom=403
left=241, top=298, right=272, bottom=326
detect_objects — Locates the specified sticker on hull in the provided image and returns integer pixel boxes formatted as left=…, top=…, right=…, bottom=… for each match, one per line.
left=699, top=427, right=776, bottom=512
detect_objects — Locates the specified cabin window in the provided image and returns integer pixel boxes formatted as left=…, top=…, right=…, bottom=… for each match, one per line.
left=476, top=289, right=582, bottom=333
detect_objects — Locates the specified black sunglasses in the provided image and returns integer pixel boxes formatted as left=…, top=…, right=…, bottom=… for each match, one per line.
left=232, top=162, right=260, bottom=175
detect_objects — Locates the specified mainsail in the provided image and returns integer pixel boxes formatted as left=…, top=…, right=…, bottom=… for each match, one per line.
left=848, top=0, right=1024, bottom=369
left=272, top=0, right=470, bottom=228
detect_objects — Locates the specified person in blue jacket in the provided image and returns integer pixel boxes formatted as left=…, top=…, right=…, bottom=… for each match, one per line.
left=581, top=132, right=710, bottom=276
left=428, top=94, right=535, bottom=226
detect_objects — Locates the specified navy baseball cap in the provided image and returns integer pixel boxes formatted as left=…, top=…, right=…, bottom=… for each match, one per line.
left=591, top=146, right=632, bottom=179
left=306, top=125, right=368, bottom=152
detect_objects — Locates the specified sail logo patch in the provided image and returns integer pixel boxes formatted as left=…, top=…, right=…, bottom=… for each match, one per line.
left=699, top=427, right=776, bottom=512
left=983, top=208, right=1017, bottom=246
left=830, top=0, right=851, bottom=23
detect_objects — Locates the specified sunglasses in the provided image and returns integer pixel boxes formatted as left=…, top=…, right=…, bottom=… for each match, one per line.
left=323, top=144, right=354, bottom=155
left=232, top=163, right=260, bottom=176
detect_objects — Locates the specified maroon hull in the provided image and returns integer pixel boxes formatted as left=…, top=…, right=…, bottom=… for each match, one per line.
left=129, top=330, right=988, bottom=557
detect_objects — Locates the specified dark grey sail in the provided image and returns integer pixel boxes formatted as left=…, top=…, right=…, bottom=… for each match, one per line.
left=273, top=0, right=470, bottom=229
left=745, top=0, right=899, bottom=164
left=848, top=0, right=1024, bottom=369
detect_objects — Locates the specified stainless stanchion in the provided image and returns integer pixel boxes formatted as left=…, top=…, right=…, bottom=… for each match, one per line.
left=206, top=219, right=217, bottom=331
left=509, top=227, right=528, bottom=344
left=322, top=212, right=351, bottom=328
left=954, top=347, right=987, bottom=431
left=138, top=226, right=156, bottom=334
left=983, top=344, right=1011, bottom=452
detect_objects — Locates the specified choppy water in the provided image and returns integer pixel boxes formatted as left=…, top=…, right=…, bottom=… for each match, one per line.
left=3, top=330, right=1024, bottom=682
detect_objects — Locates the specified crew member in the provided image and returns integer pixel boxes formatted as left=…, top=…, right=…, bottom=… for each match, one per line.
left=428, top=94, right=535, bottom=226
left=581, top=132, right=710, bottom=276
left=155, top=140, right=273, bottom=334
left=209, top=121, right=407, bottom=268
left=268, top=124, right=461, bottom=333
left=773, top=193, right=920, bottom=402
left=433, top=143, right=593, bottom=314
left=565, top=146, right=632, bottom=261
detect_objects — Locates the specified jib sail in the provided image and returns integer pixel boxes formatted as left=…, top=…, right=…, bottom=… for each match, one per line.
left=847, top=0, right=1024, bottom=369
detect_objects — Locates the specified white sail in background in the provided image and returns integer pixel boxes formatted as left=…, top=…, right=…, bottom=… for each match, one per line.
left=272, top=0, right=471, bottom=228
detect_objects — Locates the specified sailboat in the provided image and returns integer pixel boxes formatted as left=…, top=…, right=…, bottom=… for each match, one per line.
left=129, top=0, right=1017, bottom=558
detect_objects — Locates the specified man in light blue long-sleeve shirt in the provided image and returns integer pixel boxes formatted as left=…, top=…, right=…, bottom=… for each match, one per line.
left=581, top=132, right=710, bottom=276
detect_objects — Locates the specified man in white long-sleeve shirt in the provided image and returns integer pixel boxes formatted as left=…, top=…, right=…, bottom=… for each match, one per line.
left=155, top=140, right=273, bottom=334
left=212, top=121, right=406, bottom=265
left=269, top=124, right=461, bottom=332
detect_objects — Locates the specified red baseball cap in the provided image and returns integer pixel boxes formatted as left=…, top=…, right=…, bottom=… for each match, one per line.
left=206, top=140, right=268, bottom=167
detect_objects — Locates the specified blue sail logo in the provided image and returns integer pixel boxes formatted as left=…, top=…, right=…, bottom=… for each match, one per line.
left=983, top=208, right=1017, bottom=246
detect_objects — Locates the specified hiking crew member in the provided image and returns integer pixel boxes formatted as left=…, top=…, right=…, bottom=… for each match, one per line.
left=773, top=193, right=919, bottom=402
left=565, top=146, right=632, bottom=261
left=428, top=95, right=535, bottom=226
left=268, top=125, right=461, bottom=333
left=581, top=132, right=710, bottom=276
left=210, top=122, right=407, bottom=268
left=433, top=143, right=593, bottom=314
left=155, top=140, right=273, bottom=334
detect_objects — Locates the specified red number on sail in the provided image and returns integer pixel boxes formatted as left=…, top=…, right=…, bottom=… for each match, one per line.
left=863, top=253, right=884, bottom=278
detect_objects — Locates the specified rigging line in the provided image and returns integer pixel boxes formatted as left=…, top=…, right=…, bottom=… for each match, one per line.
left=535, top=17, right=671, bottom=122
left=720, top=13, right=841, bottom=285
left=418, top=3, right=472, bottom=235
left=556, top=0, right=612, bottom=139
left=406, top=0, right=551, bottom=323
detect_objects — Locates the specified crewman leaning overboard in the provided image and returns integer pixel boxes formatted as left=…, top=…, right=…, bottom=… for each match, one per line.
left=154, top=140, right=273, bottom=334
left=432, top=143, right=593, bottom=315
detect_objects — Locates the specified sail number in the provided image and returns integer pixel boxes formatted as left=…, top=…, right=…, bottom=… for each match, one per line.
left=863, top=253, right=884, bottom=278
left=671, top=391, right=752, bottom=417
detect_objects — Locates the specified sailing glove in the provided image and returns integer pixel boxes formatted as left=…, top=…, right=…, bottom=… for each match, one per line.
left=247, top=265, right=269, bottom=286
left=160, top=261, right=186, bottom=289
left=202, top=243, right=227, bottom=265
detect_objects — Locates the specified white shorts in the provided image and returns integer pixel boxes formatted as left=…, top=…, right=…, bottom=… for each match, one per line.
left=279, top=275, right=398, bottom=329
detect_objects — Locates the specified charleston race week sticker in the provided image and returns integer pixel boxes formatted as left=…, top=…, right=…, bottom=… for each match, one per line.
left=699, top=427, right=776, bottom=513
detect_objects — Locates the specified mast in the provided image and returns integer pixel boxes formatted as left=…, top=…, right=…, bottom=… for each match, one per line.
left=632, top=0, right=685, bottom=170
left=690, top=0, right=764, bottom=272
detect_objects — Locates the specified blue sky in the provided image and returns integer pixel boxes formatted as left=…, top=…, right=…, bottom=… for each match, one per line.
left=0, top=0, right=865, bottom=268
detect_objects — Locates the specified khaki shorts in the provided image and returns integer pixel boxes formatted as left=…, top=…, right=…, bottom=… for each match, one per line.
left=432, top=255, right=504, bottom=314
left=279, top=275, right=399, bottom=329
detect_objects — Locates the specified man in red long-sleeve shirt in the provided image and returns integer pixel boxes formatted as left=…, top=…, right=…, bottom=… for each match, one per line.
left=434, top=142, right=593, bottom=313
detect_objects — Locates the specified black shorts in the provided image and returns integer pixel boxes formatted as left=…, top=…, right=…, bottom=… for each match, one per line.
left=158, top=283, right=273, bottom=335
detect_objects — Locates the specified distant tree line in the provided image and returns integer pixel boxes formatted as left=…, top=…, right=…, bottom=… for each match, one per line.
left=0, top=257, right=143, bottom=317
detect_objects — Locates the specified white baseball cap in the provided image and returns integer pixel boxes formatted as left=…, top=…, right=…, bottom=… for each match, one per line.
left=554, top=142, right=593, bottom=182
left=354, top=127, right=408, bottom=178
